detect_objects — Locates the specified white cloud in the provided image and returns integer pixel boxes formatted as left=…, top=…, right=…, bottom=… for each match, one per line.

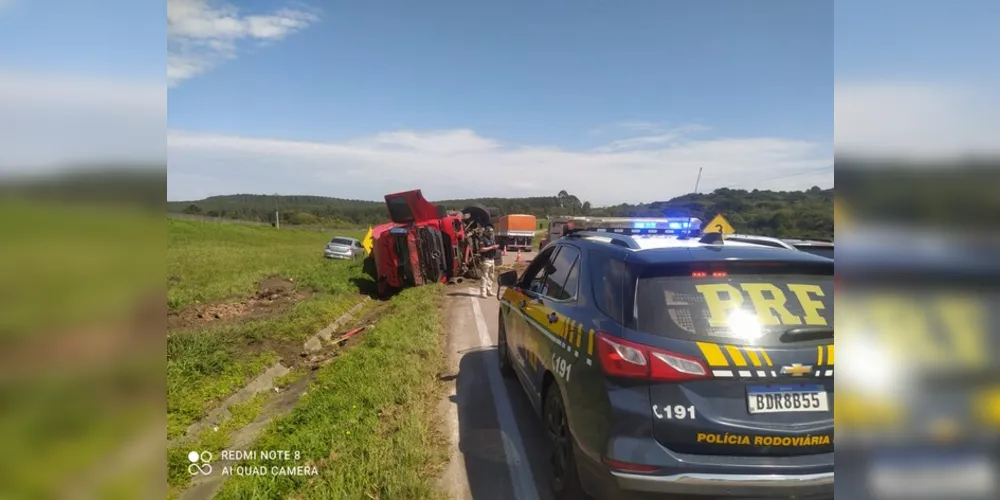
left=836, top=82, right=1000, bottom=160
left=168, top=127, right=832, bottom=205
left=592, top=124, right=712, bottom=153
left=167, top=0, right=319, bottom=86
left=0, top=72, right=165, bottom=173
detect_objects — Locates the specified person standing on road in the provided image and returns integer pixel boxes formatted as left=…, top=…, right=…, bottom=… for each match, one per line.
left=478, top=226, right=499, bottom=298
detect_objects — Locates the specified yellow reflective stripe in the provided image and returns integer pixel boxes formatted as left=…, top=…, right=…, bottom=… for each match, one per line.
left=747, top=347, right=773, bottom=366
left=827, top=344, right=834, bottom=365
left=817, top=345, right=825, bottom=366
left=745, top=348, right=762, bottom=367
left=697, top=342, right=729, bottom=367
left=725, top=345, right=748, bottom=366
left=588, top=328, right=595, bottom=356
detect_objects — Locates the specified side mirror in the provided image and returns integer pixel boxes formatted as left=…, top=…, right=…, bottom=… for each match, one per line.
left=497, top=270, right=518, bottom=288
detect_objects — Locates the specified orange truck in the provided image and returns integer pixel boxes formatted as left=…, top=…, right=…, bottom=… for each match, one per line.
left=496, top=214, right=536, bottom=251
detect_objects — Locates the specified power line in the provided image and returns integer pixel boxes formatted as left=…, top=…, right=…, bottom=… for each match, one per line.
left=720, top=165, right=833, bottom=189
left=758, top=165, right=833, bottom=183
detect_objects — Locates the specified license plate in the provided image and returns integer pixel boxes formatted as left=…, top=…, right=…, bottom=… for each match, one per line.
left=747, top=384, right=829, bottom=414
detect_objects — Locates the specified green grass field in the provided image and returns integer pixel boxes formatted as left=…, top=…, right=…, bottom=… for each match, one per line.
left=168, top=219, right=367, bottom=310
left=167, top=219, right=449, bottom=499
left=1, top=200, right=162, bottom=338
left=0, top=200, right=162, bottom=498
left=167, top=219, right=370, bottom=438
left=214, top=284, right=447, bottom=500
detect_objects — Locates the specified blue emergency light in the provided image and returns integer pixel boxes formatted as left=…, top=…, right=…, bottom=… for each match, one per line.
left=568, top=217, right=702, bottom=237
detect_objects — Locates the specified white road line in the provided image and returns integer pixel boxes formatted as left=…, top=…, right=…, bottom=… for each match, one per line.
left=471, top=296, right=540, bottom=500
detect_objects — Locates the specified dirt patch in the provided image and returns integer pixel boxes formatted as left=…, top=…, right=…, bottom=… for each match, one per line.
left=168, top=276, right=312, bottom=332
left=294, top=300, right=391, bottom=370
left=235, top=299, right=391, bottom=372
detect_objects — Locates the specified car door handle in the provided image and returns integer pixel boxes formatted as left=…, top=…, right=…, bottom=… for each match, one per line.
left=547, top=312, right=559, bottom=324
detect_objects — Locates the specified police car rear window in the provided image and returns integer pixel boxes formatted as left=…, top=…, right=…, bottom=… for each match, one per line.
left=634, top=264, right=833, bottom=345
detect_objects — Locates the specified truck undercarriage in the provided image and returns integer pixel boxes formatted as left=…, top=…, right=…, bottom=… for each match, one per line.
left=368, top=191, right=500, bottom=296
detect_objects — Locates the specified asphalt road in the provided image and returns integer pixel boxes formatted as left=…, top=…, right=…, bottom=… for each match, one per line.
left=439, top=251, right=556, bottom=500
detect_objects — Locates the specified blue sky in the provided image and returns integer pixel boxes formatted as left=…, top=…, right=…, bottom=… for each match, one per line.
left=0, top=0, right=165, bottom=173
left=3, top=0, right=995, bottom=199
left=168, top=0, right=832, bottom=148
left=836, top=0, right=1000, bottom=83
left=834, top=0, right=1000, bottom=158
left=164, top=0, right=835, bottom=203
left=32, top=1, right=1000, bottom=202
left=0, top=0, right=163, bottom=80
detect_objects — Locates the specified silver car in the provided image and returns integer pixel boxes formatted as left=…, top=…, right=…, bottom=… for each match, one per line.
left=324, top=236, right=365, bottom=260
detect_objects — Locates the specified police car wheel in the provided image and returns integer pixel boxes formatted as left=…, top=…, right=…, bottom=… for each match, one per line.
left=544, top=384, right=585, bottom=500
left=497, top=318, right=514, bottom=377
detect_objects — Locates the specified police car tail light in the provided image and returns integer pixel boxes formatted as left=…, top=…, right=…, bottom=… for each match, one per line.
left=596, top=333, right=710, bottom=381
left=596, top=333, right=649, bottom=379
left=649, top=351, right=709, bottom=381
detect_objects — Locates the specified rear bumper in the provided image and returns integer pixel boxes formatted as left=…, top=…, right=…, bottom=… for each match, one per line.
left=610, top=470, right=833, bottom=497
left=324, top=251, right=353, bottom=259
left=577, top=434, right=833, bottom=499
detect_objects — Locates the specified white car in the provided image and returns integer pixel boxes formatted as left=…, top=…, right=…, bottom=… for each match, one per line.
left=324, top=237, right=365, bottom=260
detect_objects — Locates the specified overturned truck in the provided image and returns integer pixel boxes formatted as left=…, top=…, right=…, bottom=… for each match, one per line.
left=367, top=190, right=501, bottom=297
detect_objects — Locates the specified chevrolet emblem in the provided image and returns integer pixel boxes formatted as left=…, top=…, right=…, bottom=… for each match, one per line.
left=780, top=364, right=813, bottom=377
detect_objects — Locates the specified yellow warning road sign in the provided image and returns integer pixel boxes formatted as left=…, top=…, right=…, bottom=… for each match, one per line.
left=703, top=213, right=735, bottom=234
left=362, top=226, right=374, bottom=255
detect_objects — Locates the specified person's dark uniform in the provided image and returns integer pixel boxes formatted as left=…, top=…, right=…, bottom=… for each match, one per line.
left=478, top=227, right=499, bottom=297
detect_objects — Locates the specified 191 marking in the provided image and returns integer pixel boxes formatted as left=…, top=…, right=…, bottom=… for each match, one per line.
left=653, top=404, right=696, bottom=420
left=552, top=354, right=572, bottom=382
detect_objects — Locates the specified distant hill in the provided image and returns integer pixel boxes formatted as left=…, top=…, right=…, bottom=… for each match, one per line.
left=169, top=187, right=834, bottom=240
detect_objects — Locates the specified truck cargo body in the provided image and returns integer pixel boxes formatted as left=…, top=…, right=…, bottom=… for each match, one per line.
left=496, top=214, right=536, bottom=251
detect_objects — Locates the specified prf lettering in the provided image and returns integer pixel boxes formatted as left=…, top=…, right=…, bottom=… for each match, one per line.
left=695, top=283, right=827, bottom=327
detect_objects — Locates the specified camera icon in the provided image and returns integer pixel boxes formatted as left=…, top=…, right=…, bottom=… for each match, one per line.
left=187, top=451, right=213, bottom=476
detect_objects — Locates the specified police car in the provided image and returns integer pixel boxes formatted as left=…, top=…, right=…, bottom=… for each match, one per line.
left=495, top=217, right=834, bottom=499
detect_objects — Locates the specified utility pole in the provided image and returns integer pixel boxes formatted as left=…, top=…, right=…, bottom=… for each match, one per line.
left=687, top=167, right=703, bottom=235
left=275, top=210, right=280, bottom=229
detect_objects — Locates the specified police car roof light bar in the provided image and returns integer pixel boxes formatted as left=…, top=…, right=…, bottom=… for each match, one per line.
left=563, top=231, right=641, bottom=249
left=563, top=216, right=703, bottom=238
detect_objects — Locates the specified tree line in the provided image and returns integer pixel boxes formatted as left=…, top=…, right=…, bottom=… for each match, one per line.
left=169, top=187, right=834, bottom=239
